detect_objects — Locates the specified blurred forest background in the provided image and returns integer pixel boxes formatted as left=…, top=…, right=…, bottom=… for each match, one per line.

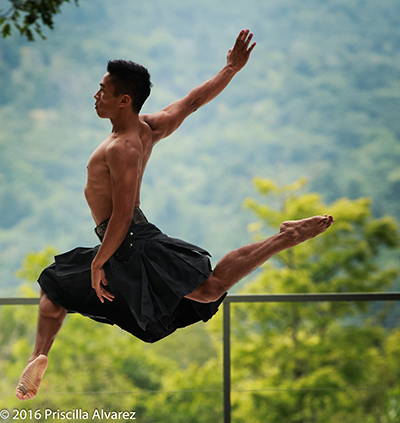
left=1, top=0, right=400, bottom=421
left=0, top=0, right=399, bottom=294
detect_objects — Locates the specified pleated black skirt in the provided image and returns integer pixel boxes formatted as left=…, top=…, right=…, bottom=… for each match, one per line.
left=38, top=217, right=226, bottom=343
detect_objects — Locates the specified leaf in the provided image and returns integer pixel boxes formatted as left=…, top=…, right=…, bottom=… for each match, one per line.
left=1, top=0, right=80, bottom=41
left=1, top=22, right=11, bottom=37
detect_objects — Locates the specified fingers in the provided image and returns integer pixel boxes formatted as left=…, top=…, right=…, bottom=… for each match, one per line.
left=236, top=29, right=256, bottom=52
left=91, top=266, right=114, bottom=303
left=96, top=284, right=115, bottom=303
left=93, top=278, right=114, bottom=303
left=244, top=31, right=253, bottom=47
left=94, top=285, right=104, bottom=303
left=228, top=29, right=256, bottom=70
left=248, top=39, right=257, bottom=54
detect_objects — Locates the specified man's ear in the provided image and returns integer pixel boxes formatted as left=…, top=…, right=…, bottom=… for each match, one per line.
left=120, top=94, right=131, bottom=108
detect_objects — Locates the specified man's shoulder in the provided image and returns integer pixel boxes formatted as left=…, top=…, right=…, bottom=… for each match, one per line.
left=139, top=113, right=158, bottom=133
left=139, top=113, right=152, bottom=124
left=105, top=136, right=143, bottom=163
left=139, top=110, right=172, bottom=144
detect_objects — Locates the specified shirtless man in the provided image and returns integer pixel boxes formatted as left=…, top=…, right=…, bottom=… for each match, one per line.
left=16, top=30, right=334, bottom=400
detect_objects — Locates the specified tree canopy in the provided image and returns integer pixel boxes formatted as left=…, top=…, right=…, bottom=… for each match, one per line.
left=0, top=0, right=79, bottom=41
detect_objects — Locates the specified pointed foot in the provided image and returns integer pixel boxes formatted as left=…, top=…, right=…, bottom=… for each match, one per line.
left=16, top=355, right=48, bottom=401
left=280, top=214, right=334, bottom=245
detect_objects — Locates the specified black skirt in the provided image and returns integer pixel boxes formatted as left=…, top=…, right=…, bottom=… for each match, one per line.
left=38, top=219, right=226, bottom=343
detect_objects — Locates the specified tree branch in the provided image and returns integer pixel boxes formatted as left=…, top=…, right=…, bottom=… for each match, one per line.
left=0, top=0, right=79, bottom=41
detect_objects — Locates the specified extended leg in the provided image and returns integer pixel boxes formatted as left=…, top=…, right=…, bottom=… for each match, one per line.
left=15, top=289, right=67, bottom=401
left=186, top=215, right=334, bottom=303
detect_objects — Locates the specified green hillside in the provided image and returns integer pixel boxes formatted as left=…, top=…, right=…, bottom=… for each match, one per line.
left=0, top=0, right=399, bottom=293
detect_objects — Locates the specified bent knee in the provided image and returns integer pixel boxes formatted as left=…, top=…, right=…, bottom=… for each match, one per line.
left=39, top=293, right=66, bottom=319
left=185, top=279, right=226, bottom=303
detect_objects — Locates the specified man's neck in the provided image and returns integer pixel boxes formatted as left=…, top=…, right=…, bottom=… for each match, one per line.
left=110, top=110, right=140, bottom=134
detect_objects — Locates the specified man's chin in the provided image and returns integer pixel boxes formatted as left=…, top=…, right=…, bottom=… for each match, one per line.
left=95, top=109, right=106, bottom=118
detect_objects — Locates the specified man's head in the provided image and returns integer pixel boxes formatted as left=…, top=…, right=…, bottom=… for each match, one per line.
left=106, top=60, right=152, bottom=113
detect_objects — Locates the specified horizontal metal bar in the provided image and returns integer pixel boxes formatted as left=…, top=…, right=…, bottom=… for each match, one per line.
left=1, top=293, right=400, bottom=306
left=0, top=298, right=40, bottom=305
left=225, top=292, right=400, bottom=303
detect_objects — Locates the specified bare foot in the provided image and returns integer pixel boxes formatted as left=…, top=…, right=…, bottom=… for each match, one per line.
left=15, top=355, right=48, bottom=401
left=280, top=214, right=334, bottom=245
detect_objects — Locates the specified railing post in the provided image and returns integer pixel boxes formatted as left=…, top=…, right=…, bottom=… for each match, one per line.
left=223, top=299, right=231, bottom=423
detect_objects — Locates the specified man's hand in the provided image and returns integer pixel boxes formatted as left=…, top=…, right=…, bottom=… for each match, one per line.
left=227, top=29, right=256, bottom=72
left=91, top=264, right=115, bottom=303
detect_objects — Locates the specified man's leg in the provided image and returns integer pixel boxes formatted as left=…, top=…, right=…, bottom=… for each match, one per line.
left=186, top=215, right=334, bottom=303
left=16, top=289, right=67, bottom=400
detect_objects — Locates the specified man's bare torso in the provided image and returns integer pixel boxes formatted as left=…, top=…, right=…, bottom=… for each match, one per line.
left=84, top=118, right=154, bottom=226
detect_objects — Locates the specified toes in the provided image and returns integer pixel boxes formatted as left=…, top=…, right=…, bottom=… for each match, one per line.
left=322, top=214, right=334, bottom=225
left=323, top=215, right=334, bottom=230
left=15, top=391, right=26, bottom=401
left=18, top=384, right=28, bottom=395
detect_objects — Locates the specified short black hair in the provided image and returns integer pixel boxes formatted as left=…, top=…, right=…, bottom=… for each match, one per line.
left=106, top=60, right=152, bottom=113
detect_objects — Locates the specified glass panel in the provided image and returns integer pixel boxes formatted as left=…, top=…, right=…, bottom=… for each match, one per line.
left=230, top=301, right=400, bottom=423
left=0, top=305, right=224, bottom=423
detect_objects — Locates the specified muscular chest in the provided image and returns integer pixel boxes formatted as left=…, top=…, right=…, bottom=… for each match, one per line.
left=85, top=143, right=112, bottom=190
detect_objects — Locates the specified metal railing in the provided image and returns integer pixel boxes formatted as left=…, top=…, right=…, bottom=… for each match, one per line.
left=222, top=292, right=400, bottom=423
left=2, top=292, right=400, bottom=423
left=0, top=298, right=39, bottom=305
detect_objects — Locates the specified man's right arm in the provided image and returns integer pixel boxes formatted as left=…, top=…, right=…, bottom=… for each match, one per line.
left=143, top=29, right=256, bottom=143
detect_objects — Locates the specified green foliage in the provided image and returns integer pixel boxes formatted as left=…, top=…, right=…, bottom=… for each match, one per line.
left=0, top=297, right=222, bottom=421
left=145, top=360, right=223, bottom=423
left=0, top=245, right=223, bottom=421
left=245, top=178, right=399, bottom=296
left=1, top=0, right=400, bottom=293
left=15, top=246, right=58, bottom=284
left=1, top=0, right=400, bottom=418
left=231, top=178, right=400, bottom=422
left=1, top=180, right=400, bottom=421
left=0, top=0, right=79, bottom=41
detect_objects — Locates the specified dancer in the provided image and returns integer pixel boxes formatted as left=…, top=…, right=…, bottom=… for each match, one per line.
left=16, top=30, right=334, bottom=400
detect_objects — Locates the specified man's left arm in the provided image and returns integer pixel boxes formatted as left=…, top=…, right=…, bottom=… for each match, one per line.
left=91, top=142, right=141, bottom=303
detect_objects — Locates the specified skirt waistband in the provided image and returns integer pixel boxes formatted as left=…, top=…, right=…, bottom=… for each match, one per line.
left=95, top=207, right=148, bottom=240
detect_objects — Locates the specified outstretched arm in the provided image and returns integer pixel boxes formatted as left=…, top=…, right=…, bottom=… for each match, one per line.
left=143, top=29, right=256, bottom=142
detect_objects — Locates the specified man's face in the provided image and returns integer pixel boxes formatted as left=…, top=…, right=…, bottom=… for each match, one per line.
left=94, top=73, right=119, bottom=118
